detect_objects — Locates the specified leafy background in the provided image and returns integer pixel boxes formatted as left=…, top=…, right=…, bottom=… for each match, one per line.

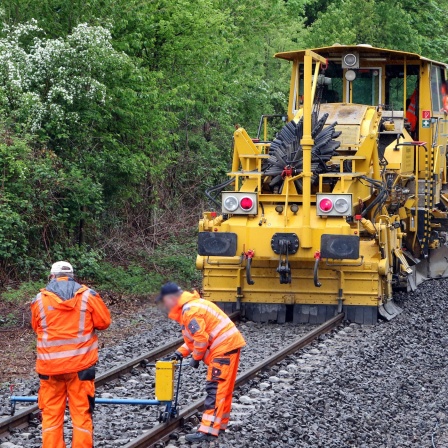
left=0, top=0, right=447, bottom=302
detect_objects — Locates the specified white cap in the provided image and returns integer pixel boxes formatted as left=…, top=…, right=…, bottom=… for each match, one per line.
left=50, top=261, right=74, bottom=276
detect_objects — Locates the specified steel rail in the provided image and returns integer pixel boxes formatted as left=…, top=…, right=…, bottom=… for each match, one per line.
left=0, top=311, right=240, bottom=435
left=124, top=313, right=344, bottom=448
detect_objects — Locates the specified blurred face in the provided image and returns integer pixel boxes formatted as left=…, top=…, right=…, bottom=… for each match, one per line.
left=162, top=293, right=181, bottom=311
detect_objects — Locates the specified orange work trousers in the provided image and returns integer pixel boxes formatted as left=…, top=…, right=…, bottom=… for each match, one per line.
left=199, top=349, right=240, bottom=437
left=38, top=368, right=95, bottom=448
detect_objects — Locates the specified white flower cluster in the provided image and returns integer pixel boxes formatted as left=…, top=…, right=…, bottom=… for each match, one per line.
left=0, top=21, right=130, bottom=133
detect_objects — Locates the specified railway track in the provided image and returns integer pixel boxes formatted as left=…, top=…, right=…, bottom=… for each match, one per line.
left=0, top=312, right=240, bottom=436
left=124, top=313, right=344, bottom=448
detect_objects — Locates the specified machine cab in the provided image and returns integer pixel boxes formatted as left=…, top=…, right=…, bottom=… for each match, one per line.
left=278, top=44, right=448, bottom=146
left=275, top=44, right=448, bottom=188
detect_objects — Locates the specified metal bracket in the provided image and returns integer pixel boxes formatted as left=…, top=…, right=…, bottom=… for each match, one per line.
left=271, top=234, right=299, bottom=284
left=271, top=233, right=299, bottom=255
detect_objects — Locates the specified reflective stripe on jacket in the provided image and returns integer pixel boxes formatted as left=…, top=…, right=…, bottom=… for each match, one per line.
left=31, top=278, right=111, bottom=375
left=169, top=291, right=246, bottom=365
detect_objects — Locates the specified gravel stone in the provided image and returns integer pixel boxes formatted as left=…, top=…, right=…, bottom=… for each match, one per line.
left=248, top=388, right=261, bottom=397
left=239, top=396, right=253, bottom=404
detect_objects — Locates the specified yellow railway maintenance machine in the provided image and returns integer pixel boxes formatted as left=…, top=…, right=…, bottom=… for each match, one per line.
left=197, top=45, right=448, bottom=324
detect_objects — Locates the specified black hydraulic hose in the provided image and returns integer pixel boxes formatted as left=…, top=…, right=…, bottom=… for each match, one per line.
left=246, top=258, right=255, bottom=285
left=314, top=257, right=322, bottom=287
left=204, top=192, right=221, bottom=209
left=361, top=189, right=387, bottom=218
left=205, top=177, right=235, bottom=208
left=360, top=175, right=388, bottom=218
left=361, top=175, right=384, bottom=188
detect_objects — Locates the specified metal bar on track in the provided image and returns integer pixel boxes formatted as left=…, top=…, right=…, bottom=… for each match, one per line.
left=123, top=313, right=344, bottom=448
left=10, top=396, right=166, bottom=406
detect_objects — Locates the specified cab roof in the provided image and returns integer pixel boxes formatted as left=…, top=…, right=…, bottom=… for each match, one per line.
left=275, top=44, right=448, bottom=68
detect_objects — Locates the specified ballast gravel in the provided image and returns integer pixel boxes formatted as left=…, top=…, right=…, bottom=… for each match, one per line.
left=2, top=279, right=448, bottom=447
left=0, top=310, right=313, bottom=447
left=201, top=279, right=447, bottom=448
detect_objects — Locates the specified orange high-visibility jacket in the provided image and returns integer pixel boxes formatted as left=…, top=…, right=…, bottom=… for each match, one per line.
left=169, top=291, right=246, bottom=365
left=406, top=90, right=417, bottom=132
left=31, top=277, right=111, bottom=376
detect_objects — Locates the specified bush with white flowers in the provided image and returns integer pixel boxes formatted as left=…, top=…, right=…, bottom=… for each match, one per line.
left=0, top=20, right=130, bottom=135
left=0, top=21, right=143, bottom=276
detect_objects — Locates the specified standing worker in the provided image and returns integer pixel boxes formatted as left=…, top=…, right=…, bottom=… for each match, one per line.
left=406, top=89, right=418, bottom=134
left=157, top=282, right=246, bottom=442
left=31, top=261, right=111, bottom=448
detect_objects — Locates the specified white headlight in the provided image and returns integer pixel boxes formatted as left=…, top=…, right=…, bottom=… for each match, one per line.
left=345, top=70, right=356, bottom=82
left=344, top=53, right=357, bottom=67
left=224, top=196, right=239, bottom=212
left=334, top=198, right=349, bottom=214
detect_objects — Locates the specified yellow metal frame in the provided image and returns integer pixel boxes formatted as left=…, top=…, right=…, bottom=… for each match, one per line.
left=198, top=45, right=448, bottom=316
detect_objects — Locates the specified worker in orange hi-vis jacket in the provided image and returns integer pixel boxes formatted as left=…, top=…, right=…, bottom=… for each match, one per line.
left=406, top=89, right=418, bottom=133
left=442, top=83, right=448, bottom=114
left=30, top=261, right=111, bottom=448
left=156, top=282, right=246, bottom=443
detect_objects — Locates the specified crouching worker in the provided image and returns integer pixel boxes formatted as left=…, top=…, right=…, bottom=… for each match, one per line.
left=31, top=261, right=111, bottom=448
left=156, top=282, right=246, bottom=443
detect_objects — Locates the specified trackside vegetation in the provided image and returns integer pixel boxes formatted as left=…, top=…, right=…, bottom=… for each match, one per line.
left=0, top=0, right=447, bottom=298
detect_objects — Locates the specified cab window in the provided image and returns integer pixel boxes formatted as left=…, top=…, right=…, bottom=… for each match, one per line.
left=295, top=62, right=343, bottom=109
left=431, top=64, right=446, bottom=113
left=321, top=62, right=343, bottom=103
left=385, top=65, right=419, bottom=111
left=348, top=68, right=381, bottom=105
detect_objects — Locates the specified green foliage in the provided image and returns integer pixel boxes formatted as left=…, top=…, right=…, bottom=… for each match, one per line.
left=0, top=0, right=447, bottom=292
left=302, top=0, right=448, bottom=62
left=95, top=263, right=163, bottom=297
left=1, top=280, right=44, bottom=303
left=51, top=245, right=104, bottom=280
left=0, top=312, right=18, bottom=326
left=303, top=0, right=419, bottom=51
left=152, top=237, right=202, bottom=287
left=92, top=233, right=201, bottom=297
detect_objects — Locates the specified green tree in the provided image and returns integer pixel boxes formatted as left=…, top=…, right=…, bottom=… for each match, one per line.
left=303, top=0, right=420, bottom=52
left=0, top=1, right=304, bottom=283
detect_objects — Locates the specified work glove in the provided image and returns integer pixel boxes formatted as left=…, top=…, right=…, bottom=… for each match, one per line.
left=162, top=351, right=183, bottom=362
left=190, top=358, right=200, bottom=369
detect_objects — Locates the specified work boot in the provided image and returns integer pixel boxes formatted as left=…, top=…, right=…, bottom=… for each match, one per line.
left=185, top=431, right=216, bottom=443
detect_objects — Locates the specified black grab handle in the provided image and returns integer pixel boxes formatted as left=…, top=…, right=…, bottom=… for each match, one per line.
left=314, top=256, right=322, bottom=287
